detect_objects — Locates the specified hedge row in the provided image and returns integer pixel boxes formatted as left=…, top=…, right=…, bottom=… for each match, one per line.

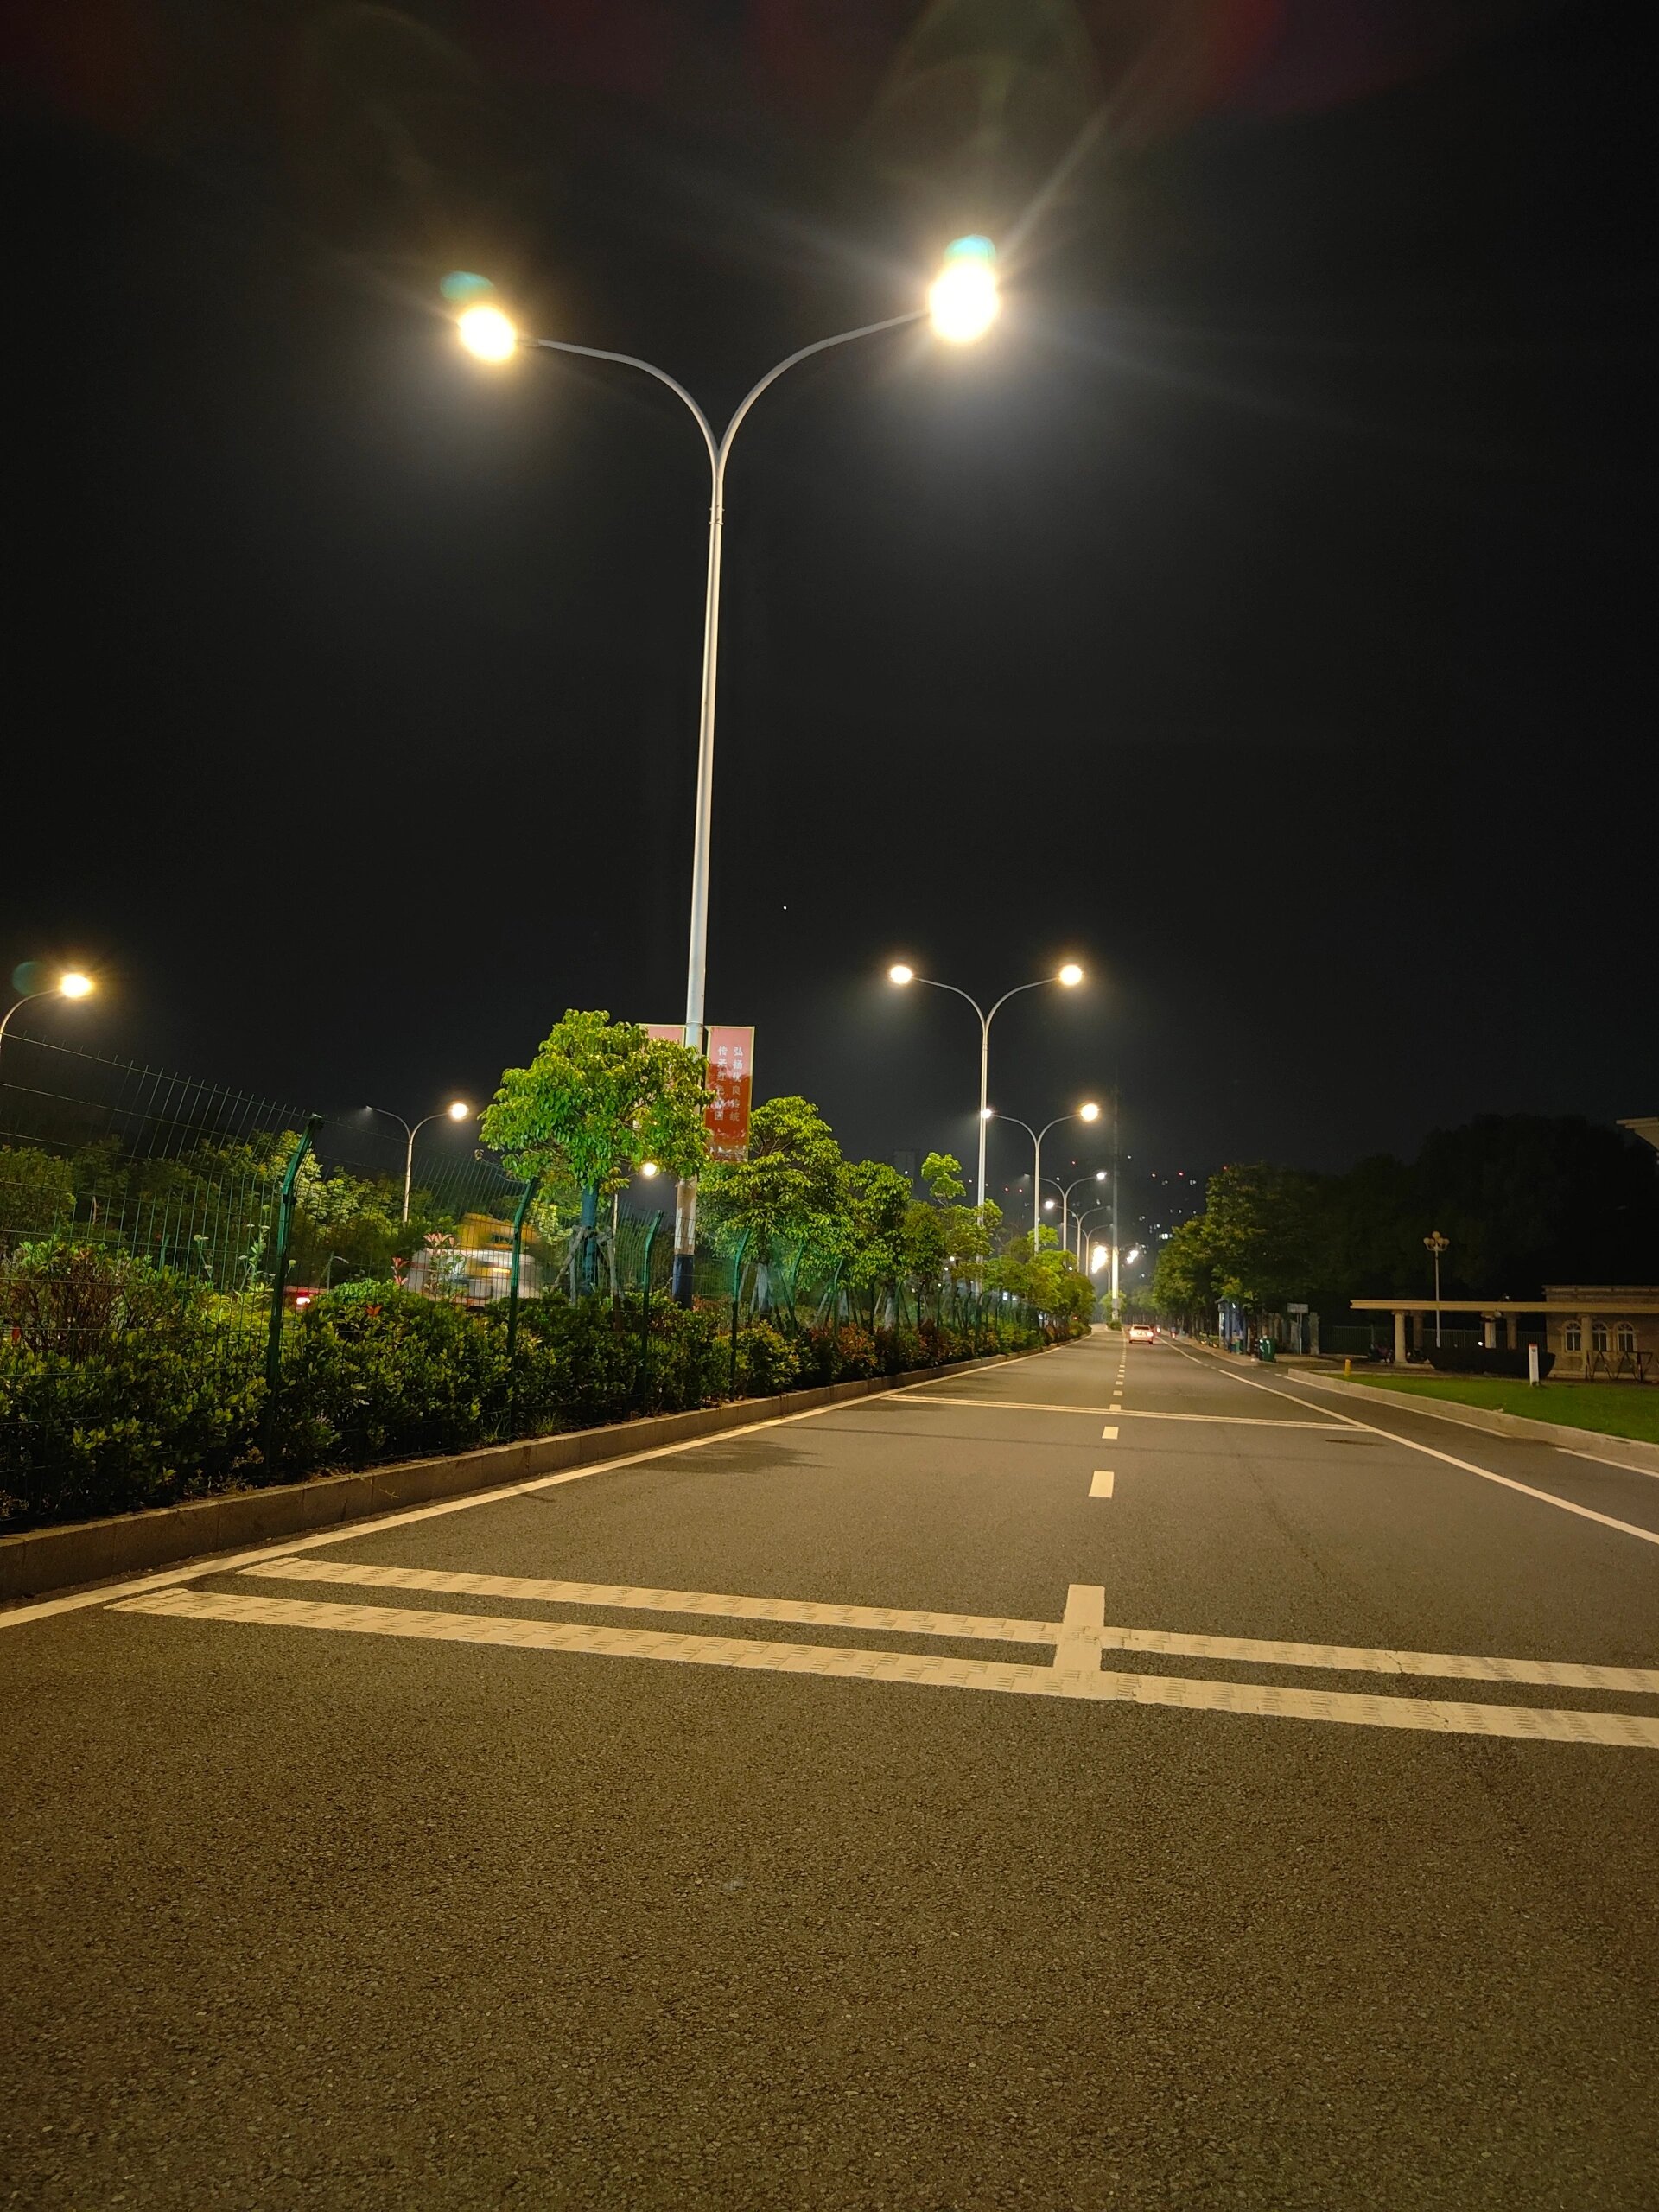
left=2, top=1248, right=1064, bottom=1530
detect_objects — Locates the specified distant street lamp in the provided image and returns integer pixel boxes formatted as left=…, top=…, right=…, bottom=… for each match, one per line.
left=1043, top=1167, right=1108, bottom=1255
left=0, top=970, right=95, bottom=1080
left=455, top=240, right=1000, bottom=1306
left=1074, top=1202, right=1112, bottom=1269
left=1424, top=1230, right=1450, bottom=1348
left=369, top=1100, right=474, bottom=1224
left=888, top=962, right=1084, bottom=1206
left=987, top=1103, right=1101, bottom=1248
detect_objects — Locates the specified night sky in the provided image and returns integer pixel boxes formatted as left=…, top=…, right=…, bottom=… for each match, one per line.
left=4, top=0, right=1654, bottom=1207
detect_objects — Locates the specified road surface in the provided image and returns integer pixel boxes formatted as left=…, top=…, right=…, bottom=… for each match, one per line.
left=4, top=1331, right=1658, bottom=2209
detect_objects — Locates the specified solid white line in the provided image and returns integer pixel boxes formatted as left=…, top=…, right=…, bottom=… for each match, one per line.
left=111, top=1588, right=1659, bottom=1749
left=1090, top=1471, right=1116, bottom=1498
left=215, top=1557, right=1659, bottom=1693
left=1171, top=1349, right=1659, bottom=1553
left=1561, top=1446, right=1659, bottom=1480
left=2, top=1373, right=1032, bottom=1634
left=243, top=1558, right=1060, bottom=1646
left=893, top=1396, right=1342, bottom=1429
left=891, top=1395, right=1119, bottom=1415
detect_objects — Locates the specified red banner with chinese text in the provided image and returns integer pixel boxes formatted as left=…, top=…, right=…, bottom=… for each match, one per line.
left=641, top=1024, right=755, bottom=1162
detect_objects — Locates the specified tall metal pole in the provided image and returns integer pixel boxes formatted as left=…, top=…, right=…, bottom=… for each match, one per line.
left=527, top=319, right=923, bottom=1305
left=1109, top=1089, right=1121, bottom=1322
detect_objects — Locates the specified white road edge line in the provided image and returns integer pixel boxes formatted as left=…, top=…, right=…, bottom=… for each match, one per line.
left=1171, top=1348, right=1659, bottom=1553
left=109, top=1588, right=1659, bottom=1750
left=0, top=1347, right=1064, bottom=1634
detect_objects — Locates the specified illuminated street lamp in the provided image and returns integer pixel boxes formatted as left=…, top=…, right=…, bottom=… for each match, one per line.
left=1043, top=1166, right=1108, bottom=1256
left=454, top=243, right=998, bottom=1304
left=986, top=1103, right=1101, bottom=1248
left=369, top=1099, right=474, bottom=1224
left=1424, top=1229, right=1450, bottom=1348
left=888, top=962, right=1084, bottom=1206
left=0, top=969, right=96, bottom=1079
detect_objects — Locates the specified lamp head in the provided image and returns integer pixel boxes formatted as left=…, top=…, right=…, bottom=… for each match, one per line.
left=57, top=972, right=94, bottom=1000
left=640, top=1161, right=659, bottom=1179
left=1079, top=1102, right=1101, bottom=1123
left=448, top=1101, right=472, bottom=1122
left=981, top=1107, right=995, bottom=1121
left=1096, top=1169, right=1107, bottom=1181
left=1058, top=963, right=1084, bottom=987
left=928, top=236, right=1000, bottom=343
left=457, top=304, right=518, bottom=363
left=887, top=963, right=914, bottom=986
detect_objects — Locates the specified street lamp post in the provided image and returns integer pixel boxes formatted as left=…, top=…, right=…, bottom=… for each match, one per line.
left=458, top=240, right=1001, bottom=1306
left=1424, top=1230, right=1450, bottom=1349
left=1074, top=1203, right=1111, bottom=1270
left=0, top=970, right=95, bottom=1080
left=986, top=1103, right=1101, bottom=1248
left=887, top=963, right=1085, bottom=1206
left=1041, top=1167, right=1107, bottom=1255
left=368, top=1100, right=474, bottom=1224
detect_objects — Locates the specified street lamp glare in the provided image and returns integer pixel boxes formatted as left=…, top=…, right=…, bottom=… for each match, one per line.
left=1058, top=963, right=1084, bottom=988
left=640, top=1160, right=659, bottom=1178
left=981, top=1107, right=995, bottom=1121
left=1079, top=1101, right=1101, bottom=1122
left=58, top=972, right=94, bottom=999
left=928, top=238, right=1000, bottom=343
left=888, top=963, right=914, bottom=986
left=1096, top=1169, right=1107, bottom=1181
left=457, top=304, right=518, bottom=363
left=447, top=1100, right=471, bottom=1122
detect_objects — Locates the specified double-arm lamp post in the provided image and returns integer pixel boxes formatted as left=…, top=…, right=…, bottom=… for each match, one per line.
left=367, top=1100, right=474, bottom=1224
left=887, top=963, right=1085, bottom=1205
left=1043, top=1167, right=1107, bottom=1255
left=455, top=240, right=1001, bottom=1303
left=983, top=1103, right=1102, bottom=1249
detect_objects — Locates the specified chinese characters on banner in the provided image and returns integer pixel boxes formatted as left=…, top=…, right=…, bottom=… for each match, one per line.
left=643, top=1024, right=755, bottom=1161
left=702, top=1025, right=754, bottom=1161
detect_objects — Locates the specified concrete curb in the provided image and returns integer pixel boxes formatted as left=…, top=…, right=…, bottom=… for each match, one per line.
left=0, top=1347, right=1044, bottom=1606
left=1195, top=1344, right=1659, bottom=1475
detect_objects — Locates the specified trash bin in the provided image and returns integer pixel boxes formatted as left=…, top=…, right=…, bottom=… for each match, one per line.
left=1256, top=1336, right=1275, bottom=1362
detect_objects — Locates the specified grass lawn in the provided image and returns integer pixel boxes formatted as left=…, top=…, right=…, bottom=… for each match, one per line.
left=1350, top=1371, right=1659, bottom=1445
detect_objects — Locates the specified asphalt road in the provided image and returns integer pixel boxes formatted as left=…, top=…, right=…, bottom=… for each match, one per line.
left=4, top=1332, right=1658, bottom=2210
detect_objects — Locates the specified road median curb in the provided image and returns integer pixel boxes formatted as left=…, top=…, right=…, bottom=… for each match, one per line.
left=0, top=1345, right=1045, bottom=1607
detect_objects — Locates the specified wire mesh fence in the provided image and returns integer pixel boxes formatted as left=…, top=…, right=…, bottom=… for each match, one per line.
left=3, top=1038, right=1046, bottom=1532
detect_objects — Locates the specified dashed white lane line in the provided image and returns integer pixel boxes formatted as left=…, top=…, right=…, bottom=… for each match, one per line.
left=1173, top=1348, right=1659, bottom=1553
left=1090, top=1471, right=1116, bottom=1498
left=892, top=1397, right=1344, bottom=1430
left=111, top=1586, right=1659, bottom=1749
left=1101, top=1426, right=1119, bottom=1440
left=237, top=1560, right=1659, bottom=1693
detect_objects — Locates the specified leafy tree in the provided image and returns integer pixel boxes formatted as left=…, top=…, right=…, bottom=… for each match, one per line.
left=481, top=1011, right=712, bottom=1292
left=920, top=1151, right=965, bottom=1203
left=837, top=1159, right=913, bottom=1328
left=0, top=1147, right=75, bottom=1240
left=700, top=1095, right=842, bottom=1314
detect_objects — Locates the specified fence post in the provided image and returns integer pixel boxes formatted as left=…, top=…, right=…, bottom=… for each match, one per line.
left=639, top=1210, right=662, bottom=1405
left=505, top=1173, right=540, bottom=1436
left=729, top=1228, right=751, bottom=1396
left=262, top=1113, right=322, bottom=1466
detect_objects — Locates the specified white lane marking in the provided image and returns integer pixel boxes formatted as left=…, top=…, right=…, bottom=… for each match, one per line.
left=1, top=1360, right=1071, bottom=1633
left=243, top=1558, right=1058, bottom=1646
left=111, top=1588, right=1659, bottom=1749
left=892, top=1396, right=1121, bottom=1415
left=1090, top=1471, right=1116, bottom=1498
left=1560, top=1446, right=1659, bottom=1480
left=1172, top=1349, right=1659, bottom=1553
left=219, top=1557, right=1659, bottom=1694
left=1101, top=1426, right=1118, bottom=1440
left=1053, top=1583, right=1107, bottom=1675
